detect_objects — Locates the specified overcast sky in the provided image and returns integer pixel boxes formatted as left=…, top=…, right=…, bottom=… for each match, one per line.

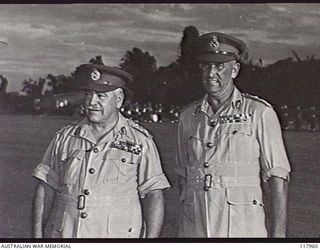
left=1, top=3, right=320, bottom=92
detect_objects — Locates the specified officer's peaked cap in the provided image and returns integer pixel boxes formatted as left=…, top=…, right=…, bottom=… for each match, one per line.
left=196, top=32, right=248, bottom=63
left=75, top=64, right=133, bottom=92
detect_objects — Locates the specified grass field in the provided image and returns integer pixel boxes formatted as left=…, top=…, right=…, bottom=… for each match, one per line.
left=0, top=114, right=319, bottom=238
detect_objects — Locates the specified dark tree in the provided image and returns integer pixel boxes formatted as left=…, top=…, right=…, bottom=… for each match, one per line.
left=21, top=78, right=44, bottom=97
left=120, top=47, right=157, bottom=103
left=178, top=25, right=200, bottom=74
left=46, top=74, right=76, bottom=94
left=0, top=75, right=8, bottom=96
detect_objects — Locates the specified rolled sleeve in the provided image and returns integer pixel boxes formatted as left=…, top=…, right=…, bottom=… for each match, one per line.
left=138, top=138, right=171, bottom=198
left=31, top=134, right=61, bottom=190
left=261, top=167, right=290, bottom=182
left=32, top=163, right=60, bottom=190
left=257, top=107, right=291, bottom=182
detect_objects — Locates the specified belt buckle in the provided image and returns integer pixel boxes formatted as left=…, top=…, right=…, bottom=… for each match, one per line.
left=204, top=174, right=212, bottom=191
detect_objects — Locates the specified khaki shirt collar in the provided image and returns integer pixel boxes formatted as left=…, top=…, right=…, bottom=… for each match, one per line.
left=73, top=113, right=133, bottom=144
left=197, top=87, right=243, bottom=117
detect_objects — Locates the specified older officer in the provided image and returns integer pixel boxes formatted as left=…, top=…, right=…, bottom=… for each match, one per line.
left=177, top=32, right=290, bottom=237
left=32, top=64, right=170, bottom=238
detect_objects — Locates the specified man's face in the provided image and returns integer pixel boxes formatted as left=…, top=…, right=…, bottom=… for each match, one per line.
left=200, top=60, right=240, bottom=98
left=84, top=89, right=123, bottom=124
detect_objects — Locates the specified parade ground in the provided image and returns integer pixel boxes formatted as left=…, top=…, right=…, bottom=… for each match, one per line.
left=0, top=115, right=319, bottom=239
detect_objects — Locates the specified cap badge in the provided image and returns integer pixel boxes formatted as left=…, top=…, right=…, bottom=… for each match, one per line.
left=209, top=35, right=220, bottom=49
left=91, top=69, right=101, bottom=81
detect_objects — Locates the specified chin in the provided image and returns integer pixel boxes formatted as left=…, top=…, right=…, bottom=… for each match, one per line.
left=205, top=86, right=222, bottom=94
left=87, top=118, right=99, bottom=124
left=86, top=114, right=102, bottom=123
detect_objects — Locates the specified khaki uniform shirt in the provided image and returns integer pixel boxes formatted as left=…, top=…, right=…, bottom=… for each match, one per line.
left=177, top=87, right=290, bottom=237
left=32, top=114, right=170, bottom=238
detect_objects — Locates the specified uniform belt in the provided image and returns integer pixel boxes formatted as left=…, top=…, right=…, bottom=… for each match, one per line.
left=186, top=175, right=260, bottom=189
left=185, top=162, right=261, bottom=190
left=57, top=192, right=138, bottom=207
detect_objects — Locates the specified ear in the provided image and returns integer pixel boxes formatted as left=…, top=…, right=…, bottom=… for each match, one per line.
left=115, top=88, right=124, bottom=109
left=231, top=62, right=241, bottom=79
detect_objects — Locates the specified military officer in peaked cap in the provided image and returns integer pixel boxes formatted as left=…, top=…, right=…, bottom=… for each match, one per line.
left=32, top=64, right=170, bottom=238
left=176, top=32, right=290, bottom=237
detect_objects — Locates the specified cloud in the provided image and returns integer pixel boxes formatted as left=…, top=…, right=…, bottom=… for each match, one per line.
left=1, top=3, right=320, bottom=92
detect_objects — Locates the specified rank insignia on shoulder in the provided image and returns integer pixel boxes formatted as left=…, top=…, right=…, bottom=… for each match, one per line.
left=219, top=114, right=252, bottom=124
left=127, top=119, right=153, bottom=139
left=110, top=139, right=142, bottom=155
left=242, top=93, right=272, bottom=107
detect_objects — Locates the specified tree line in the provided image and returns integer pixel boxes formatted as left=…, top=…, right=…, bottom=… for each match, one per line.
left=1, top=25, right=320, bottom=114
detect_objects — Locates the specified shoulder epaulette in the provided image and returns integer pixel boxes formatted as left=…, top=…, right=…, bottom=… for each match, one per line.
left=242, top=93, right=272, bottom=107
left=55, top=121, right=79, bottom=136
left=127, top=119, right=153, bottom=139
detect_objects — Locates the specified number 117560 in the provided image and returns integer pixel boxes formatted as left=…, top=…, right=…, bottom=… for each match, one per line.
left=300, top=244, right=319, bottom=248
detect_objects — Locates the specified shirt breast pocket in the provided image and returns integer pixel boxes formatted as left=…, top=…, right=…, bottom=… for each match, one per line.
left=60, top=150, right=85, bottom=185
left=104, top=148, right=139, bottom=185
left=219, top=123, right=257, bottom=162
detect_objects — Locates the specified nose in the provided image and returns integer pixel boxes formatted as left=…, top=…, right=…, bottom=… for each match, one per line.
left=208, top=64, right=219, bottom=77
left=87, top=93, right=98, bottom=105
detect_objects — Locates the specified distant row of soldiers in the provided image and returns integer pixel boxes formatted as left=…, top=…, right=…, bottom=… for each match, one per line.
left=120, top=102, right=181, bottom=124
left=278, top=105, right=320, bottom=132
left=120, top=102, right=320, bottom=132
left=47, top=95, right=320, bottom=132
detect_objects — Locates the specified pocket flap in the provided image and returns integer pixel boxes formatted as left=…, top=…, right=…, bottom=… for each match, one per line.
left=106, top=148, right=139, bottom=164
left=220, top=123, right=252, bottom=136
left=61, top=150, right=85, bottom=162
left=70, top=150, right=85, bottom=160
left=226, top=187, right=263, bottom=206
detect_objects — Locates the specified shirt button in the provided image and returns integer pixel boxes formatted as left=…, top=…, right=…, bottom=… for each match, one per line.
left=203, top=162, right=210, bottom=168
left=80, top=212, right=88, bottom=219
left=93, top=148, right=99, bottom=153
left=207, top=142, right=213, bottom=148
left=83, top=189, right=90, bottom=195
left=121, top=158, right=126, bottom=163
left=89, top=168, right=95, bottom=174
left=253, top=199, right=257, bottom=205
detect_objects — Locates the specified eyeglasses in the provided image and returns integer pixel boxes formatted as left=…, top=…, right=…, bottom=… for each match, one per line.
left=199, top=62, right=225, bottom=71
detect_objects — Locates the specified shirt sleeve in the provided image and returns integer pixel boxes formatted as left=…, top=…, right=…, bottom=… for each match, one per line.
left=257, top=107, right=291, bottom=182
left=31, top=134, right=61, bottom=190
left=138, top=137, right=171, bottom=198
